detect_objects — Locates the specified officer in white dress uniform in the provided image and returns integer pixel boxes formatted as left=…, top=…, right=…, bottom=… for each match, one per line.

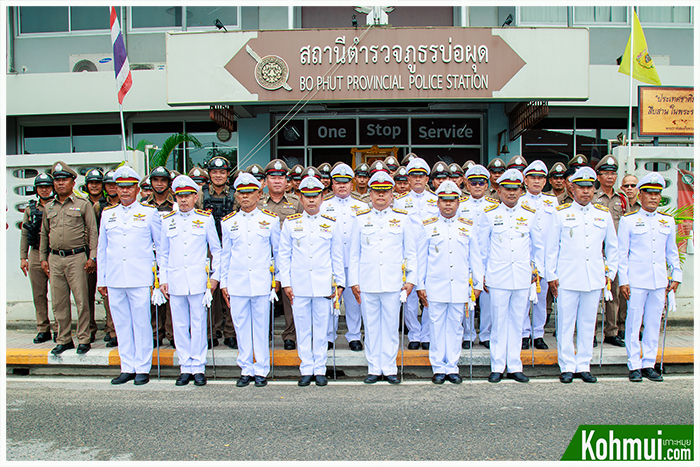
left=546, top=166, right=619, bottom=384
left=97, top=166, right=162, bottom=386
left=159, top=175, right=221, bottom=387
left=321, top=163, right=368, bottom=352
left=479, top=169, right=544, bottom=384
left=348, top=171, right=418, bottom=384
left=393, top=157, right=438, bottom=349
left=416, top=181, right=483, bottom=384
left=458, top=164, right=498, bottom=348
left=278, top=176, right=346, bottom=387
left=220, top=173, right=281, bottom=388
left=519, top=160, right=559, bottom=350
left=618, top=172, right=682, bottom=382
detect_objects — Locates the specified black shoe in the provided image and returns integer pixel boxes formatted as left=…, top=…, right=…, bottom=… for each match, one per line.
left=207, top=338, right=219, bottom=349
left=603, top=335, right=625, bottom=347
left=223, top=337, right=237, bottom=349
left=315, top=375, right=328, bottom=386
left=52, top=332, right=57, bottom=343
left=593, top=336, right=598, bottom=347
left=386, top=374, right=400, bottom=384
left=283, top=339, right=296, bottom=350
left=533, top=338, right=549, bottom=350
left=106, top=336, right=118, bottom=347
left=559, top=372, right=573, bottom=383
left=236, top=376, right=253, bottom=387
left=193, top=373, right=207, bottom=386
left=254, top=376, right=267, bottom=387
left=349, top=340, right=363, bottom=351
left=51, top=342, right=75, bottom=355
left=134, top=373, right=150, bottom=385
left=216, top=330, right=222, bottom=339
left=521, top=337, right=530, bottom=350
left=641, top=367, right=663, bottom=382
left=446, top=373, right=463, bottom=384
left=298, top=375, right=313, bottom=387
left=327, top=342, right=334, bottom=350
left=639, top=330, right=643, bottom=341
left=479, top=340, right=490, bottom=349
left=431, top=373, right=446, bottom=384
left=507, top=372, right=529, bottom=383
left=103, top=333, right=111, bottom=342
left=629, top=369, right=642, bottom=382
left=421, top=342, right=430, bottom=350
left=176, top=373, right=193, bottom=386
left=110, top=372, right=136, bottom=385
left=76, top=343, right=91, bottom=355
left=364, top=374, right=380, bottom=384
left=618, top=330, right=625, bottom=340
left=407, top=341, right=420, bottom=350
left=90, top=332, right=96, bottom=344
left=33, top=332, right=52, bottom=344
left=488, top=372, right=502, bottom=383
left=462, top=341, right=472, bottom=350
left=575, top=371, right=597, bottom=383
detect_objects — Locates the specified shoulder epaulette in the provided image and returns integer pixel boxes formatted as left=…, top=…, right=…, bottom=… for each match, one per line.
left=521, top=203, right=536, bottom=213
left=459, top=195, right=469, bottom=202
left=321, top=214, right=336, bottom=222
left=286, top=213, right=302, bottom=221
left=351, top=193, right=365, bottom=201
left=659, top=211, right=673, bottom=217
left=426, top=187, right=437, bottom=196
left=556, top=203, right=571, bottom=211
left=139, top=202, right=157, bottom=209
left=222, top=211, right=237, bottom=222
left=356, top=208, right=371, bottom=216
left=195, top=209, right=211, bottom=216
left=458, top=217, right=473, bottom=226
left=394, top=192, right=409, bottom=199
left=261, top=208, right=278, bottom=218
left=484, top=204, right=499, bottom=213
left=543, top=192, right=557, bottom=198
left=594, top=203, right=609, bottom=212
left=162, top=211, right=177, bottom=219
left=423, top=216, right=438, bottom=225
left=392, top=208, right=408, bottom=215
left=323, top=193, right=334, bottom=201
left=485, top=197, right=499, bottom=203
left=623, top=209, right=639, bottom=217
left=103, top=203, right=117, bottom=211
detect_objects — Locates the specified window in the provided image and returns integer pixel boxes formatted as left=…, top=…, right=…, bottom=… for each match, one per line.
left=18, top=6, right=120, bottom=34
left=71, top=6, right=112, bottom=31
left=186, top=6, right=239, bottom=29
left=132, top=122, right=184, bottom=170
left=131, top=6, right=182, bottom=29
left=638, top=6, right=692, bottom=25
left=23, top=126, right=71, bottom=154
left=130, top=6, right=240, bottom=30
left=185, top=121, right=237, bottom=172
left=72, top=124, right=122, bottom=153
left=22, top=124, right=123, bottom=154
left=518, top=7, right=568, bottom=26
left=574, top=6, right=627, bottom=25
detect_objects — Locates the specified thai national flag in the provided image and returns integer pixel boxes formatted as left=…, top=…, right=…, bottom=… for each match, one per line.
left=110, top=6, right=132, bottom=105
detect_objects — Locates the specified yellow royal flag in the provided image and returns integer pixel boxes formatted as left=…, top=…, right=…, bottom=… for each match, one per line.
left=618, top=11, right=662, bottom=85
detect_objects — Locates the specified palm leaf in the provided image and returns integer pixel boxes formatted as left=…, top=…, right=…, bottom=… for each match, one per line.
left=127, top=139, right=153, bottom=153
left=149, top=133, right=203, bottom=169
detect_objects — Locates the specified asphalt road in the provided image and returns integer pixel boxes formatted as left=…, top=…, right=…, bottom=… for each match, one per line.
left=6, top=375, right=694, bottom=462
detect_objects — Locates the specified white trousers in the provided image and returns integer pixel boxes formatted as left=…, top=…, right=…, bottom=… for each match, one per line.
left=404, top=288, right=430, bottom=343
left=362, top=291, right=400, bottom=376
left=625, top=287, right=666, bottom=370
left=557, top=288, right=602, bottom=373
left=489, top=288, right=528, bottom=373
left=170, top=293, right=207, bottom=374
left=327, top=267, right=364, bottom=344
left=108, top=287, right=153, bottom=374
left=292, top=296, right=331, bottom=376
left=428, top=301, right=464, bottom=374
left=465, top=290, right=492, bottom=342
left=522, top=281, right=549, bottom=339
left=230, top=295, right=270, bottom=377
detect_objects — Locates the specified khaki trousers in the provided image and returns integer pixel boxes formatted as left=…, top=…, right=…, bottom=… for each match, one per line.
left=604, top=276, right=628, bottom=337
left=48, top=253, right=91, bottom=345
left=28, top=248, right=55, bottom=333
left=151, top=301, right=173, bottom=342
left=207, top=286, right=235, bottom=339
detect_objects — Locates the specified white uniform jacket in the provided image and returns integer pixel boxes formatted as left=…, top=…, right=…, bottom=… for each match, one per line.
left=546, top=202, right=619, bottom=291
left=416, top=214, right=483, bottom=302
left=393, top=189, right=439, bottom=232
left=278, top=211, right=345, bottom=297
left=617, top=209, right=682, bottom=289
left=348, top=207, right=418, bottom=292
left=220, top=208, right=281, bottom=296
left=458, top=195, right=498, bottom=226
left=478, top=202, right=544, bottom=290
left=321, top=193, right=368, bottom=269
left=159, top=209, right=221, bottom=295
left=520, top=191, right=559, bottom=233
left=97, top=201, right=161, bottom=288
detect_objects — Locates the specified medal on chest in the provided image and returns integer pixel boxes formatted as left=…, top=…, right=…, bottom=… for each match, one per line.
left=133, top=213, right=146, bottom=222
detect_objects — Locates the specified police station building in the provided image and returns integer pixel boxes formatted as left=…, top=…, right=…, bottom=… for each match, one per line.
left=5, top=5, right=694, bottom=314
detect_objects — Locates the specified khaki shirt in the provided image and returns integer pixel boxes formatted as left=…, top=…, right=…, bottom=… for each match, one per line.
left=257, top=192, right=302, bottom=223
left=147, top=191, right=177, bottom=213
left=556, top=191, right=574, bottom=206
left=39, top=193, right=98, bottom=261
left=627, top=198, right=642, bottom=213
left=20, top=201, right=47, bottom=260
left=487, top=187, right=500, bottom=201
left=594, top=188, right=628, bottom=231
left=351, top=190, right=371, bottom=204
left=195, top=183, right=239, bottom=212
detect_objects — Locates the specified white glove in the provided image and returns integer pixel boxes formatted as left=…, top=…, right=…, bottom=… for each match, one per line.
left=202, top=288, right=213, bottom=308
left=529, top=282, right=538, bottom=304
left=331, top=303, right=340, bottom=317
left=269, top=289, right=278, bottom=303
left=399, top=289, right=408, bottom=303
left=667, top=290, right=677, bottom=312
left=604, top=287, right=613, bottom=302
left=467, top=298, right=476, bottom=313
left=151, top=287, right=167, bottom=306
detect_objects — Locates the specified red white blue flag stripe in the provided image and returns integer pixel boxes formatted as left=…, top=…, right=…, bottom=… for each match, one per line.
left=110, top=6, right=132, bottom=105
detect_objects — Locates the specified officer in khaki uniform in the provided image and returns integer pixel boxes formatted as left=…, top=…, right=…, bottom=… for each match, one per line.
left=393, top=166, right=410, bottom=197
left=39, top=161, right=98, bottom=355
left=352, top=163, right=371, bottom=202
left=259, top=159, right=303, bottom=350
left=486, top=158, right=505, bottom=201
left=594, top=155, right=628, bottom=347
left=545, top=162, right=568, bottom=198
left=188, top=167, right=209, bottom=188
left=318, top=162, right=333, bottom=195
left=21, top=173, right=56, bottom=344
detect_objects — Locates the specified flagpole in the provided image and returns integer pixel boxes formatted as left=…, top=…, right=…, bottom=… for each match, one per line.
left=119, top=103, right=128, bottom=162
left=626, top=7, right=635, bottom=174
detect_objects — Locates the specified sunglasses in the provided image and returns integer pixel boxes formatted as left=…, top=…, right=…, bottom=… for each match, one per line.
left=622, top=184, right=637, bottom=188
left=469, top=180, right=487, bottom=186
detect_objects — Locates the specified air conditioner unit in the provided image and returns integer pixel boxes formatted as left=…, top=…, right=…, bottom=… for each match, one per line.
left=69, top=54, right=114, bottom=73
left=130, top=62, right=166, bottom=71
